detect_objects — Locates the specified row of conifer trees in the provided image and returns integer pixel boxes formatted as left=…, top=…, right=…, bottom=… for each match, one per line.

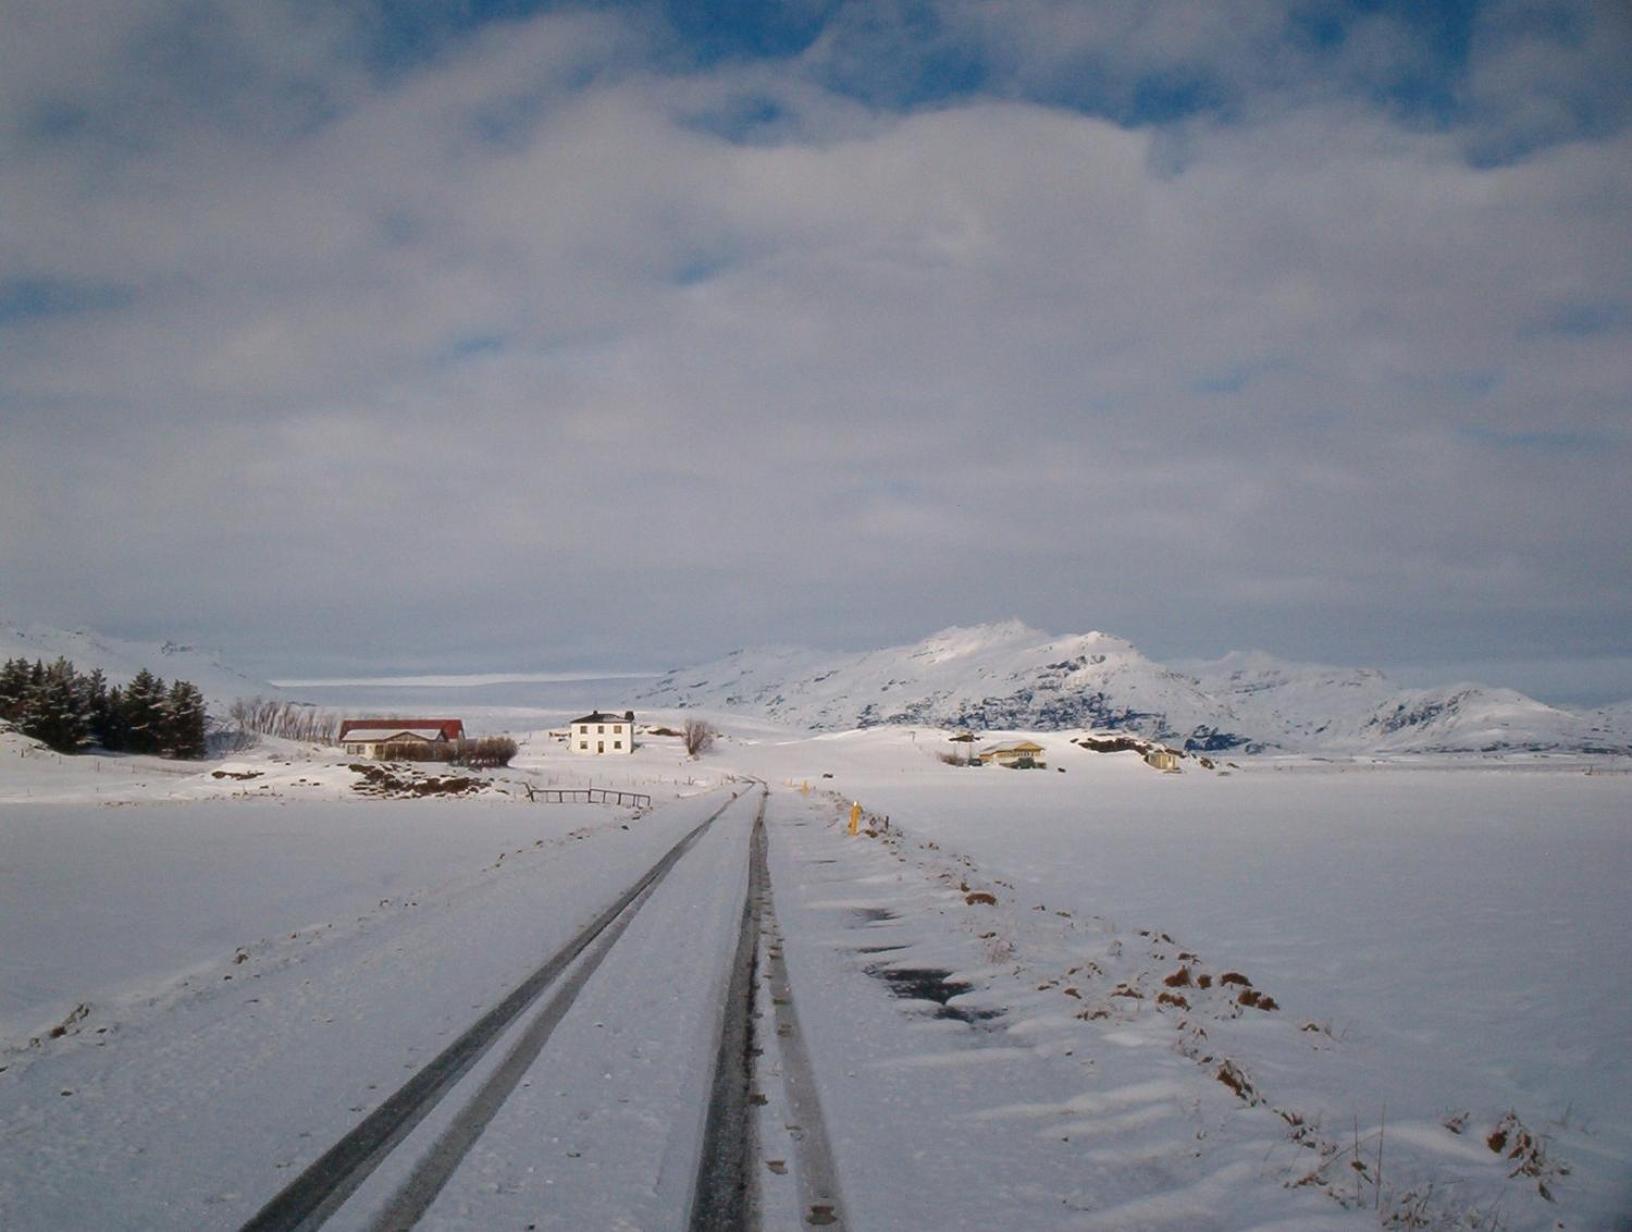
left=0, top=657, right=208, bottom=758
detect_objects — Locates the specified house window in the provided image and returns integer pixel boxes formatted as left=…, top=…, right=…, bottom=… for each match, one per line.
left=579, top=741, right=587, bottom=750
left=613, top=740, right=622, bottom=749
left=598, top=725, right=605, bottom=733
left=613, top=724, right=622, bottom=733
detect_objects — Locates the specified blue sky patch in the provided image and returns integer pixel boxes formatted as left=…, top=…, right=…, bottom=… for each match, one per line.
left=1541, top=302, right=1630, bottom=338
left=678, top=94, right=792, bottom=144
left=0, top=279, right=132, bottom=327
left=1189, top=358, right=1289, bottom=396
left=664, top=0, right=839, bottom=64
left=1458, top=424, right=1613, bottom=452
left=435, top=332, right=508, bottom=366
left=669, top=252, right=735, bottom=287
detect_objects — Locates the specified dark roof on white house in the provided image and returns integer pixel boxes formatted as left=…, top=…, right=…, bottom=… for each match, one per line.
left=570, top=710, right=635, bottom=725
left=338, top=717, right=464, bottom=741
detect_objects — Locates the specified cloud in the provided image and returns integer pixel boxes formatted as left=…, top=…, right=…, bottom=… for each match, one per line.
left=0, top=0, right=1628, bottom=696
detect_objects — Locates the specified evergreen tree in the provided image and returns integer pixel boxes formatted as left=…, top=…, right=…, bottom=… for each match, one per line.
left=162, top=680, right=208, bottom=759
left=23, top=658, right=92, bottom=752
left=121, top=669, right=166, bottom=755
left=0, top=656, right=208, bottom=757
left=24, top=659, right=46, bottom=730
left=14, top=660, right=47, bottom=744
left=99, top=684, right=130, bottom=751
left=84, top=669, right=121, bottom=750
left=0, top=658, right=30, bottom=724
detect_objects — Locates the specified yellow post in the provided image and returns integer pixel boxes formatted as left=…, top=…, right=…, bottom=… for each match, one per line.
left=849, top=801, right=861, bottom=835
left=801, top=780, right=810, bottom=796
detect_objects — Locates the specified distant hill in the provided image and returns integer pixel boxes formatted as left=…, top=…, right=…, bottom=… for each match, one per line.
left=0, top=621, right=275, bottom=712
left=640, top=621, right=1632, bottom=756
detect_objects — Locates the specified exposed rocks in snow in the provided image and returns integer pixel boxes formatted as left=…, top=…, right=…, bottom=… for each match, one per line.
left=348, top=762, right=487, bottom=798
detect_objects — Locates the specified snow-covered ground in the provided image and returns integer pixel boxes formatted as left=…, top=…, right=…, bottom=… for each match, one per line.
left=2, top=712, right=1628, bottom=1229
left=0, top=723, right=730, bottom=1044
left=730, top=728, right=1632, bottom=1227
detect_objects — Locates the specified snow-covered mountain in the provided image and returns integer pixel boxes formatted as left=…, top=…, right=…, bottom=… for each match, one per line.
left=0, top=621, right=275, bottom=711
left=642, top=620, right=1249, bottom=747
left=640, top=621, right=1632, bottom=756
left=1190, top=649, right=1627, bottom=754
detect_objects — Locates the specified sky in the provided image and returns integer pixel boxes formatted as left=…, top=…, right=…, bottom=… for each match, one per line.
left=1, top=0, right=1629, bottom=703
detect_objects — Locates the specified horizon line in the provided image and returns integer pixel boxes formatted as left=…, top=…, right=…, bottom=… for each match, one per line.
left=270, top=670, right=662, bottom=688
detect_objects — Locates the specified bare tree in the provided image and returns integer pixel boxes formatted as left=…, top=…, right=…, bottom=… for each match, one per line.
left=229, top=697, right=340, bottom=745
left=683, top=718, right=716, bottom=757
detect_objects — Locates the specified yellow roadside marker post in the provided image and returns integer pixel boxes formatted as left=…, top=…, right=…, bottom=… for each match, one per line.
left=849, top=801, right=861, bottom=835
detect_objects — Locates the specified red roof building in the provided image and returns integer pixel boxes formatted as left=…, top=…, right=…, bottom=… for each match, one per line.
left=338, top=718, right=466, bottom=745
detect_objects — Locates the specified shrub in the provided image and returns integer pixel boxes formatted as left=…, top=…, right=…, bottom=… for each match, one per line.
left=369, top=736, right=518, bottom=768
left=376, top=740, right=455, bottom=763
left=458, top=737, right=518, bottom=768
left=684, top=718, right=715, bottom=756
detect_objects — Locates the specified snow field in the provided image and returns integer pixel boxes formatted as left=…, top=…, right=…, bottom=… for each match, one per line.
left=0, top=790, right=740, bottom=1229
left=0, top=718, right=739, bottom=1045
left=763, top=789, right=1366, bottom=1231
left=732, top=729, right=1632, bottom=1229
left=0, top=799, right=631, bottom=1046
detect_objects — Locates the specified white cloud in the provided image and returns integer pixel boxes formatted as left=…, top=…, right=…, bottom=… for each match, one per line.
left=0, top=1, right=1628, bottom=691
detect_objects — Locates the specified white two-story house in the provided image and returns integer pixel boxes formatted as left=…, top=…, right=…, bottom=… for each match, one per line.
left=569, top=710, right=635, bottom=754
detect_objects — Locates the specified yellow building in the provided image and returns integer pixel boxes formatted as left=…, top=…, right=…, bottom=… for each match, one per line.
left=978, top=740, right=1047, bottom=768
left=1144, top=748, right=1182, bottom=772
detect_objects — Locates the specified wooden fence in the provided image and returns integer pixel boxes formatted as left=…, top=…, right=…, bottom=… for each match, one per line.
left=529, top=787, right=651, bottom=808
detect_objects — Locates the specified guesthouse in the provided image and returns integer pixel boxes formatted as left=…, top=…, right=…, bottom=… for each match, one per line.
left=978, top=740, right=1047, bottom=769
left=570, top=710, right=635, bottom=754
left=338, top=718, right=465, bottom=758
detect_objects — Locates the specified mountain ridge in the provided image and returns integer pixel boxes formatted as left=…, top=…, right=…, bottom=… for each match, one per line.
left=639, top=620, right=1632, bottom=756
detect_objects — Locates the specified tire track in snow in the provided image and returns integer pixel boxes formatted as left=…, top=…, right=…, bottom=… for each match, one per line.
left=688, top=788, right=767, bottom=1232
left=237, top=788, right=753, bottom=1232
left=748, top=796, right=848, bottom=1230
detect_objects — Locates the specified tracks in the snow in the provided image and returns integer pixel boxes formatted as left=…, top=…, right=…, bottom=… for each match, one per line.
left=745, top=811, right=847, bottom=1230
left=688, top=795, right=847, bottom=1232
left=239, top=786, right=846, bottom=1232
left=239, top=787, right=777, bottom=1232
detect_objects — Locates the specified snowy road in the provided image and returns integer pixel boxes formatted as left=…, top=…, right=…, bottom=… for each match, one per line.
left=1, top=788, right=774, bottom=1229
left=242, top=788, right=755, bottom=1231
